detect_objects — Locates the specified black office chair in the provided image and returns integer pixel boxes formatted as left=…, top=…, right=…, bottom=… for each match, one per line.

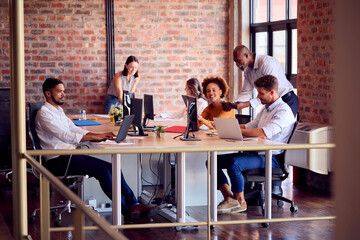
left=243, top=122, right=299, bottom=218
left=235, top=114, right=251, bottom=124
left=27, top=102, right=85, bottom=226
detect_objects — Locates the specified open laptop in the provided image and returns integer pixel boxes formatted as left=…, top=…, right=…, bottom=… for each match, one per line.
left=113, top=115, right=134, bottom=142
left=213, top=117, right=244, bottom=141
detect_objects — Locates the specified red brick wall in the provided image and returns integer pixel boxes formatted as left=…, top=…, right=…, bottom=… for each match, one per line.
left=297, top=0, right=335, bottom=124
left=113, top=1, right=229, bottom=114
left=0, top=0, right=229, bottom=114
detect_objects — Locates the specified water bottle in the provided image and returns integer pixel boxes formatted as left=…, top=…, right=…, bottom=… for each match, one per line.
left=80, top=109, right=86, bottom=120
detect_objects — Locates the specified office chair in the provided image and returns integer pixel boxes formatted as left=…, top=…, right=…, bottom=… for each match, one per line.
left=243, top=122, right=299, bottom=220
left=27, top=102, right=85, bottom=226
left=235, top=114, right=251, bottom=124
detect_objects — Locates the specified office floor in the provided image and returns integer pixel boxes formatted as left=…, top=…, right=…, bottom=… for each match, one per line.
left=0, top=172, right=335, bottom=240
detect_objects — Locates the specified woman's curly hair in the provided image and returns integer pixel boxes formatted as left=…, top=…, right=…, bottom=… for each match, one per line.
left=201, top=76, right=229, bottom=99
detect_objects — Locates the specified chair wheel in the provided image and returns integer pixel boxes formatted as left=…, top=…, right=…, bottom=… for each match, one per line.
left=51, top=210, right=57, bottom=217
left=277, top=200, right=284, bottom=207
left=29, top=216, right=35, bottom=223
left=54, top=219, right=61, bottom=227
left=290, top=206, right=298, bottom=213
left=261, top=222, right=269, bottom=228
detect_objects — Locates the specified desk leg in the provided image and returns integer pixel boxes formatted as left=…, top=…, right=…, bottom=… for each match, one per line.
left=112, top=154, right=121, bottom=225
left=176, top=152, right=186, bottom=223
left=137, top=153, right=142, bottom=198
left=210, top=152, right=217, bottom=222
left=265, top=150, right=272, bottom=220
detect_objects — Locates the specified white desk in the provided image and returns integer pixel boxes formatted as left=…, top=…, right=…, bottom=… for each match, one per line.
left=82, top=116, right=284, bottom=225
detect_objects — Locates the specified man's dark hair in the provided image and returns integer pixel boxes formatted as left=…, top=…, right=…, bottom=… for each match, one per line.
left=254, top=75, right=278, bottom=92
left=42, top=78, right=63, bottom=96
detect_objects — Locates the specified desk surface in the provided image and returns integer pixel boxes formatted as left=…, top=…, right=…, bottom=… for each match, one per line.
left=73, top=114, right=286, bottom=225
left=77, top=114, right=285, bottom=151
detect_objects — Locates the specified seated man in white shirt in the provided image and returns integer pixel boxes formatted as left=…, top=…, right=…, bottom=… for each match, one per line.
left=215, top=75, right=295, bottom=214
left=36, top=78, right=158, bottom=223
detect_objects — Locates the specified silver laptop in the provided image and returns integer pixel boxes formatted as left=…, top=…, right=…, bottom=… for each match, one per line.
left=213, top=117, right=244, bottom=141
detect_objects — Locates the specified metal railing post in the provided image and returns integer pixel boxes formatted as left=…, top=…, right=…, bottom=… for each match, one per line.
left=9, top=0, right=27, bottom=239
left=40, top=176, right=50, bottom=240
left=74, top=210, right=85, bottom=240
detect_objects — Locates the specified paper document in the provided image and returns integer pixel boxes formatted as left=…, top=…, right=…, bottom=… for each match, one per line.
left=153, top=117, right=181, bottom=122
left=96, top=140, right=134, bottom=145
left=93, top=114, right=110, bottom=118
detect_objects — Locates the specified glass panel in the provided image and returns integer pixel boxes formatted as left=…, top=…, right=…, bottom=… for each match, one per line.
left=252, top=0, right=268, bottom=23
left=255, top=32, right=268, bottom=55
left=273, top=30, right=286, bottom=72
left=271, top=0, right=286, bottom=21
left=292, top=29, right=297, bottom=74
left=290, top=0, right=298, bottom=19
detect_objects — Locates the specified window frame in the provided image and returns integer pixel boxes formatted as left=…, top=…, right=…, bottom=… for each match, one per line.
left=250, top=0, right=297, bottom=87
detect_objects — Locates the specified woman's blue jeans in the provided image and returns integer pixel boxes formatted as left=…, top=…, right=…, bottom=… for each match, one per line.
left=217, top=152, right=279, bottom=193
left=105, top=94, right=121, bottom=114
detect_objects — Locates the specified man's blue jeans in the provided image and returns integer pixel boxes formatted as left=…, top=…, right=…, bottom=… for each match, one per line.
left=217, top=152, right=279, bottom=193
left=44, top=155, right=138, bottom=215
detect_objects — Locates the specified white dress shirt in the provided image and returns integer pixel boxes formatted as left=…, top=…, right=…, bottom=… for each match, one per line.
left=235, top=54, right=294, bottom=109
left=35, top=102, right=89, bottom=160
left=245, top=97, right=295, bottom=154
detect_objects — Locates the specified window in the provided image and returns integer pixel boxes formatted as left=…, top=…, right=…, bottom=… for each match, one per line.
left=250, top=0, right=297, bottom=85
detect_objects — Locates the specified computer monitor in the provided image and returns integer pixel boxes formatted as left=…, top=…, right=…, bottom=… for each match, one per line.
left=123, top=91, right=135, bottom=116
left=180, top=95, right=200, bottom=141
left=142, top=94, right=154, bottom=128
left=128, top=97, right=148, bottom=136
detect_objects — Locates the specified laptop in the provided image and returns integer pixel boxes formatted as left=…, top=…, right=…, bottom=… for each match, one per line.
left=113, top=115, right=134, bottom=142
left=213, top=117, right=244, bottom=141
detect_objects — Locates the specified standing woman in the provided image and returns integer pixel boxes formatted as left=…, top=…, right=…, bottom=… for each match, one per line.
left=198, top=76, right=235, bottom=129
left=105, top=55, right=140, bottom=113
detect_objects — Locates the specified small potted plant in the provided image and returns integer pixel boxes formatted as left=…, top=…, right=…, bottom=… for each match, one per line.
left=108, top=103, right=123, bottom=124
left=155, top=126, right=165, bottom=138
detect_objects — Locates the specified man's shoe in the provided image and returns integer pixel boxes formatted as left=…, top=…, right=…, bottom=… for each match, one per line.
left=231, top=202, right=247, bottom=213
left=130, top=204, right=160, bottom=219
left=272, top=185, right=283, bottom=196
left=217, top=199, right=240, bottom=214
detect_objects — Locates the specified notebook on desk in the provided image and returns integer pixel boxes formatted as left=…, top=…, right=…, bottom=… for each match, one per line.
left=164, top=126, right=186, bottom=133
left=72, top=119, right=101, bottom=126
left=213, top=117, right=244, bottom=141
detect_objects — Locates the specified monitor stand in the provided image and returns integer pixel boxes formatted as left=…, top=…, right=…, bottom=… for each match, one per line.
left=128, top=125, right=148, bottom=136
left=180, top=128, right=201, bottom=141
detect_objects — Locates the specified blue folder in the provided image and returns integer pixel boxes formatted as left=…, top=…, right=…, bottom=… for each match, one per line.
left=72, top=120, right=102, bottom=126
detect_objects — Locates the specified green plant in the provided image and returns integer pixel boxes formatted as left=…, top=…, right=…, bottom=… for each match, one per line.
left=156, top=126, right=165, bottom=133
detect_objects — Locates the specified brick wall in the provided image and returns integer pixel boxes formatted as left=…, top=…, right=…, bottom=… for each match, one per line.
left=0, top=0, right=229, bottom=114
left=297, top=0, right=335, bottom=124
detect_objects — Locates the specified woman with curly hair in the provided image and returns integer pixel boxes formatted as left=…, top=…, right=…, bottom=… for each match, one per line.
left=198, top=76, right=235, bottom=129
